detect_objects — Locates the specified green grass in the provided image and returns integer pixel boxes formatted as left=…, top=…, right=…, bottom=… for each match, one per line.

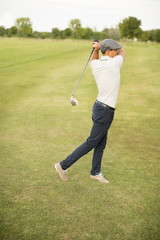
left=0, top=38, right=160, bottom=240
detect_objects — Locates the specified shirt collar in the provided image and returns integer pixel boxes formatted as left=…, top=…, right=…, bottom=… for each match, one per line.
left=100, top=56, right=111, bottom=60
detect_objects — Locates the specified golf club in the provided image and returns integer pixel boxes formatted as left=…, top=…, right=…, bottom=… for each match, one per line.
left=70, top=40, right=99, bottom=106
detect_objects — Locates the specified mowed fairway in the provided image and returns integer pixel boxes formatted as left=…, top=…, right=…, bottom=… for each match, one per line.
left=0, top=38, right=160, bottom=240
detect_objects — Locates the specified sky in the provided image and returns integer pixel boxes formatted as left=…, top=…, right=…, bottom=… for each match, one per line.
left=0, top=0, right=160, bottom=32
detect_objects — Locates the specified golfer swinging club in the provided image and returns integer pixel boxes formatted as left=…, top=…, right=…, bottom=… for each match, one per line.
left=55, top=39, right=125, bottom=183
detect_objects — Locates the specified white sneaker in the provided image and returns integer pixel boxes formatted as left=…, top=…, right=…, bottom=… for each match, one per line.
left=90, top=173, right=109, bottom=184
left=55, top=163, right=68, bottom=181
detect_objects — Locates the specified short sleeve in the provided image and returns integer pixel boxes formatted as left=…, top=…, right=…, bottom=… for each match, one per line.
left=90, top=59, right=98, bottom=70
left=112, top=55, right=123, bottom=68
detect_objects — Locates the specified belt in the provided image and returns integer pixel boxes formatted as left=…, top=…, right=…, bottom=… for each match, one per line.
left=96, top=100, right=115, bottom=111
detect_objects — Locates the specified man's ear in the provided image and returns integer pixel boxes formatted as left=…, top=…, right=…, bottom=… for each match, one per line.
left=105, top=50, right=110, bottom=55
left=107, top=50, right=111, bottom=56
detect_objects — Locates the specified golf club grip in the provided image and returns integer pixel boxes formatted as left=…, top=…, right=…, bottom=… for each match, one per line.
left=72, top=40, right=99, bottom=97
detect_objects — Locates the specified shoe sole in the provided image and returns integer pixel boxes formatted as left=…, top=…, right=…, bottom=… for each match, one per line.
left=90, top=175, right=109, bottom=184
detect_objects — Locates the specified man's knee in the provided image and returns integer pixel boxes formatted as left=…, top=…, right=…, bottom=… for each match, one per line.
left=86, top=138, right=99, bottom=149
left=95, top=144, right=106, bottom=151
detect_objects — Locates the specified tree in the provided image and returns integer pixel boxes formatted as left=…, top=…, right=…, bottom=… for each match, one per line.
left=63, top=28, right=72, bottom=38
left=5, top=28, right=12, bottom=37
left=69, top=19, right=81, bottom=38
left=59, top=30, right=66, bottom=39
left=10, top=26, right=18, bottom=36
left=140, top=31, right=151, bottom=42
left=76, top=28, right=85, bottom=39
left=152, top=29, right=160, bottom=42
left=76, top=27, right=94, bottom=39
left=0, top=26, right=5, bottom=36
left=93, top=31, right=102, bottom=41
left=52, top=28, right=60, bottom=39
left=83, top=27, right=94, bottom=39
left=32, top=31, right=41, bottom=39
left=119, top=16, right=142, bottom=39
left=108, top=27, right=120, bottom=40
left=101, top=28, right=110, bottom=39
left=15, top=17, right=32, bottom=37
left=41, top=32, right=51, bottom=39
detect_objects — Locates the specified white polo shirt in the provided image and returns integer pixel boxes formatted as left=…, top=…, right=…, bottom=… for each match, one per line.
left=90, top=55, right=123, bottom=108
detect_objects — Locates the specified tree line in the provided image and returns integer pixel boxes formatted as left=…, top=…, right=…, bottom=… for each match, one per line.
left=0, top=17, right=160, bottom=42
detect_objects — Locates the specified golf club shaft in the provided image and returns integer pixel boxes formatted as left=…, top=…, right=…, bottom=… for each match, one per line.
left=71, top=48, right=95, bottom=97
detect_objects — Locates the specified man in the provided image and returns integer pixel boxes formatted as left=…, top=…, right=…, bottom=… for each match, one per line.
left=55, top=39, right=125, bottom=184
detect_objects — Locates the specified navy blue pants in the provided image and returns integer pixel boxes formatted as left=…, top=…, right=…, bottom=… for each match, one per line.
left=60, top=101, right=115, bottom=175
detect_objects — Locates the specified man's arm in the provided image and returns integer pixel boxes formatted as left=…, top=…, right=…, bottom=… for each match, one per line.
left=117, top=49, right=125, bottom=61
left=92, top=42, right=100, bottom=60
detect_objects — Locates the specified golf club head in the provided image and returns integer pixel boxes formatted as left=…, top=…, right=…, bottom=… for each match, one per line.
left=70, top=96, right=78, bottom=106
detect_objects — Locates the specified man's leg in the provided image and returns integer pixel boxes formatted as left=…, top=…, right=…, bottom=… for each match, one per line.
left=91, top=106, right=115, bottom=175
left=60, top=141, right=93, bottom=170
left=60, top=121, right=107, bottom=170
left=91, top=133, right=108, bottom=175
left=60, top=103, right=114, bottom=171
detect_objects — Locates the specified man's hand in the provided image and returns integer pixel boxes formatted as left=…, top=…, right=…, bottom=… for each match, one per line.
left=117, top=49, right=125, bottom=61
left=92, top=41, right=100, bottom=60
left=92, top=41, right=100, bottom=51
